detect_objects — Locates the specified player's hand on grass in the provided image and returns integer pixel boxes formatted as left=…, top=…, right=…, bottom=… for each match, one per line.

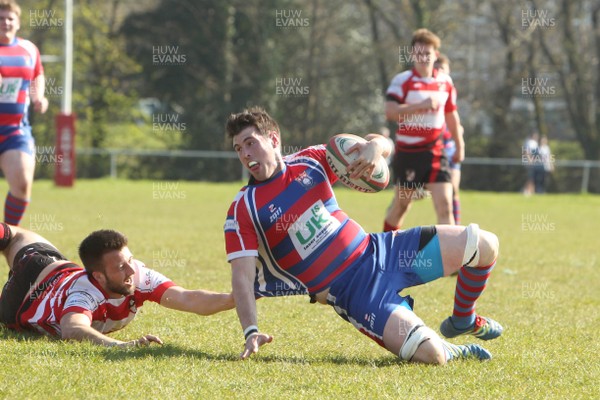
left=122, top=334, right=163, bottom=347
left=240, top=332, right=273, bottom=360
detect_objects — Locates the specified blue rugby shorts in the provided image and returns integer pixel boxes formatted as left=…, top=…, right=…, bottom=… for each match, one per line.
left=326, top=226, right=443, bottom=346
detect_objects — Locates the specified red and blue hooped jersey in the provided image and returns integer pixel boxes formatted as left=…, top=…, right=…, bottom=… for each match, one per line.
left=0, top=37, right=44, bottom=140
left=224, top=145, right=370, bottom=297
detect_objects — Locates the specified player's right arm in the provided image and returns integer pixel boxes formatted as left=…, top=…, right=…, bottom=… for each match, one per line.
left=385, top=72, right=438, bottom=122
left=385, top=99, right=437, bottom=122
left=231, top=256, right=273, bottom=360
left=60, top=312, right=162, bottom=347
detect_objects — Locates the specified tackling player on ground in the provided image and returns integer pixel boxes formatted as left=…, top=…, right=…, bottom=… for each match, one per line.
left=224, top=107, right=503, bottom=365
left=0, top=223, right=234, bottom=346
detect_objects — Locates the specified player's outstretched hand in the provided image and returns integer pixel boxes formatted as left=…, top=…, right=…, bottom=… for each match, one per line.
left=123, top=334, right=163, bottom=347
left=240, top=332, right=273, bottom=360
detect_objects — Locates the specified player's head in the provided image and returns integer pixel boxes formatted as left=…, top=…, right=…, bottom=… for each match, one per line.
left=79, top=230, right=136, bottom=297
left=0, top=0, right=20, bottom=16
left=411, top=28, right=440, bottom=68
left=0, top=0, right=21, bottom=43
left=226, top=107, right=283, bottom=182
left=226, top=106, right=280, bottom=139
left=434, top=53, right=450, bottom=75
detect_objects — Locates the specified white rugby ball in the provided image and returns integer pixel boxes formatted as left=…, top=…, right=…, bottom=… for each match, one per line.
left=325, top=133, right=390, bottom=193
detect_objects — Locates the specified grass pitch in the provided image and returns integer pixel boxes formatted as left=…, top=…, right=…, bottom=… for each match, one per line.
left=0, top=179, right=598, bottom=399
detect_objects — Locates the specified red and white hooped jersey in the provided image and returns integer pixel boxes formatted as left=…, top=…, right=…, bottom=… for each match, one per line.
left=18, top=260, right=175, bottom=337
left=224, top=145, right=370, bottom=297
left=386, top=68, right=457, bottom=149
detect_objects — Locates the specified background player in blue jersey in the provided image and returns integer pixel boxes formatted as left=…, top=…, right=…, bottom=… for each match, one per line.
left=0, top=1, right=49, bottom=225
left=224, top=107, right=503, bottom=365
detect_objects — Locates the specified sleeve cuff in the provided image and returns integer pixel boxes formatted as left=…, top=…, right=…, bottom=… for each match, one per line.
left=227, top=250, right=258, bottom=262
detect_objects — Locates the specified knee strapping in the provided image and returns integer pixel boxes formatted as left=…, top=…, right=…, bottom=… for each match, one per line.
left=462, top=223, right=480, bottom=267
left=0, top=222, right=12, bottom=251
left=399, top=324, right=435, bottom=361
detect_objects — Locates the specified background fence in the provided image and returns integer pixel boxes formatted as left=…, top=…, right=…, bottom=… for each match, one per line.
left=34, top=148, right=600, bottom=193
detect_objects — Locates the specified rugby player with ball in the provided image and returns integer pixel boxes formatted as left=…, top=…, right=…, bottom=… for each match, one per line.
left=224, top=107, right=502, bottom=364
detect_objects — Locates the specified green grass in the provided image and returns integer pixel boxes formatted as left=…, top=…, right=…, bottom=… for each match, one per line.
left=0, top=180, right=598, bottom=399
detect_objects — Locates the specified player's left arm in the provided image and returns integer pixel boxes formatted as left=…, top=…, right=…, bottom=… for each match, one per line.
left=159, top=285, right=235, bottom=315
left=445, top=111, right=464, bottom=163
left=30, top=74, right=48, bottom=114
left=60, top=311, right=162, bottom=347
left=346, top=133, right=392, bottom=179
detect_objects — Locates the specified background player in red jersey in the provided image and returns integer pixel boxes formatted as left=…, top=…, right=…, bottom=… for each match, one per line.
left=0, top=1, right=49, bottom=225
left=0, top=223, right=234, bottom=346
left=383, top=29, right=464, bottom=231
left=224, top=107, right=502, bottom=365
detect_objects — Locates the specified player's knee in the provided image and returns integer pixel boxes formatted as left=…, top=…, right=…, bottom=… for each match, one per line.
left=399, top=325, right=445, bottom=365
left=412, top=338, right=446, bottom=365
left=462, top=224, right=498, bottom=267
left=478, top=230, right=499, bottom=266
left=400, top=325, right=446, bottom=365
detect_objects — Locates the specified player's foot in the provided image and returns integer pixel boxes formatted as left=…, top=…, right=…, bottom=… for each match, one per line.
left=440, top=315, right=503, bottom=341
left=441, top=341, right=492, bottom=361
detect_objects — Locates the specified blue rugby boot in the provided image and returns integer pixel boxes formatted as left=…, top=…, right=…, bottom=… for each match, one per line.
left=440, top=315, right=503, bottom=341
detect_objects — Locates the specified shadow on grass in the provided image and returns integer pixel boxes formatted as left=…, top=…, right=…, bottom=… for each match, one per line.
left=99, top=343, right=406, bottom=368
left=1, top=328, right=407, bottom=367
left=99, top=344, right=241, bottom=362
left=0, top=328, right=50, bottom=342
left=252, top=353, right=406, bottom=368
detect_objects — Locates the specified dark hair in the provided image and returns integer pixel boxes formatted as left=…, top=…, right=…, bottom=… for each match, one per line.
left=225, top=106, right=280, bottom=139
left=78, top=230, right=128, bottom=273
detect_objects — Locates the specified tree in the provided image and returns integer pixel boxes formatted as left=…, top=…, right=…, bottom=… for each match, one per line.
left=535, top=0, right=600, bottom=160
left=72, top=0, right=141, bottom=149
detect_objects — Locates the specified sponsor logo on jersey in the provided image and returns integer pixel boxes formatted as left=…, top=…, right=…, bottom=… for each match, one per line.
left=289, top=200, right=340, bottom=259
left=0, top=77, right=22, bottom=103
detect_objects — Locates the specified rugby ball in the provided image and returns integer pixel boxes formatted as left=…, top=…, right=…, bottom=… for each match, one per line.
left=325, top=134, right=390, bottom=193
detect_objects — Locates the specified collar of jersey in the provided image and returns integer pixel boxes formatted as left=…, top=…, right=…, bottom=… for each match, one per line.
left=248, top=163, right=287, bottom=186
